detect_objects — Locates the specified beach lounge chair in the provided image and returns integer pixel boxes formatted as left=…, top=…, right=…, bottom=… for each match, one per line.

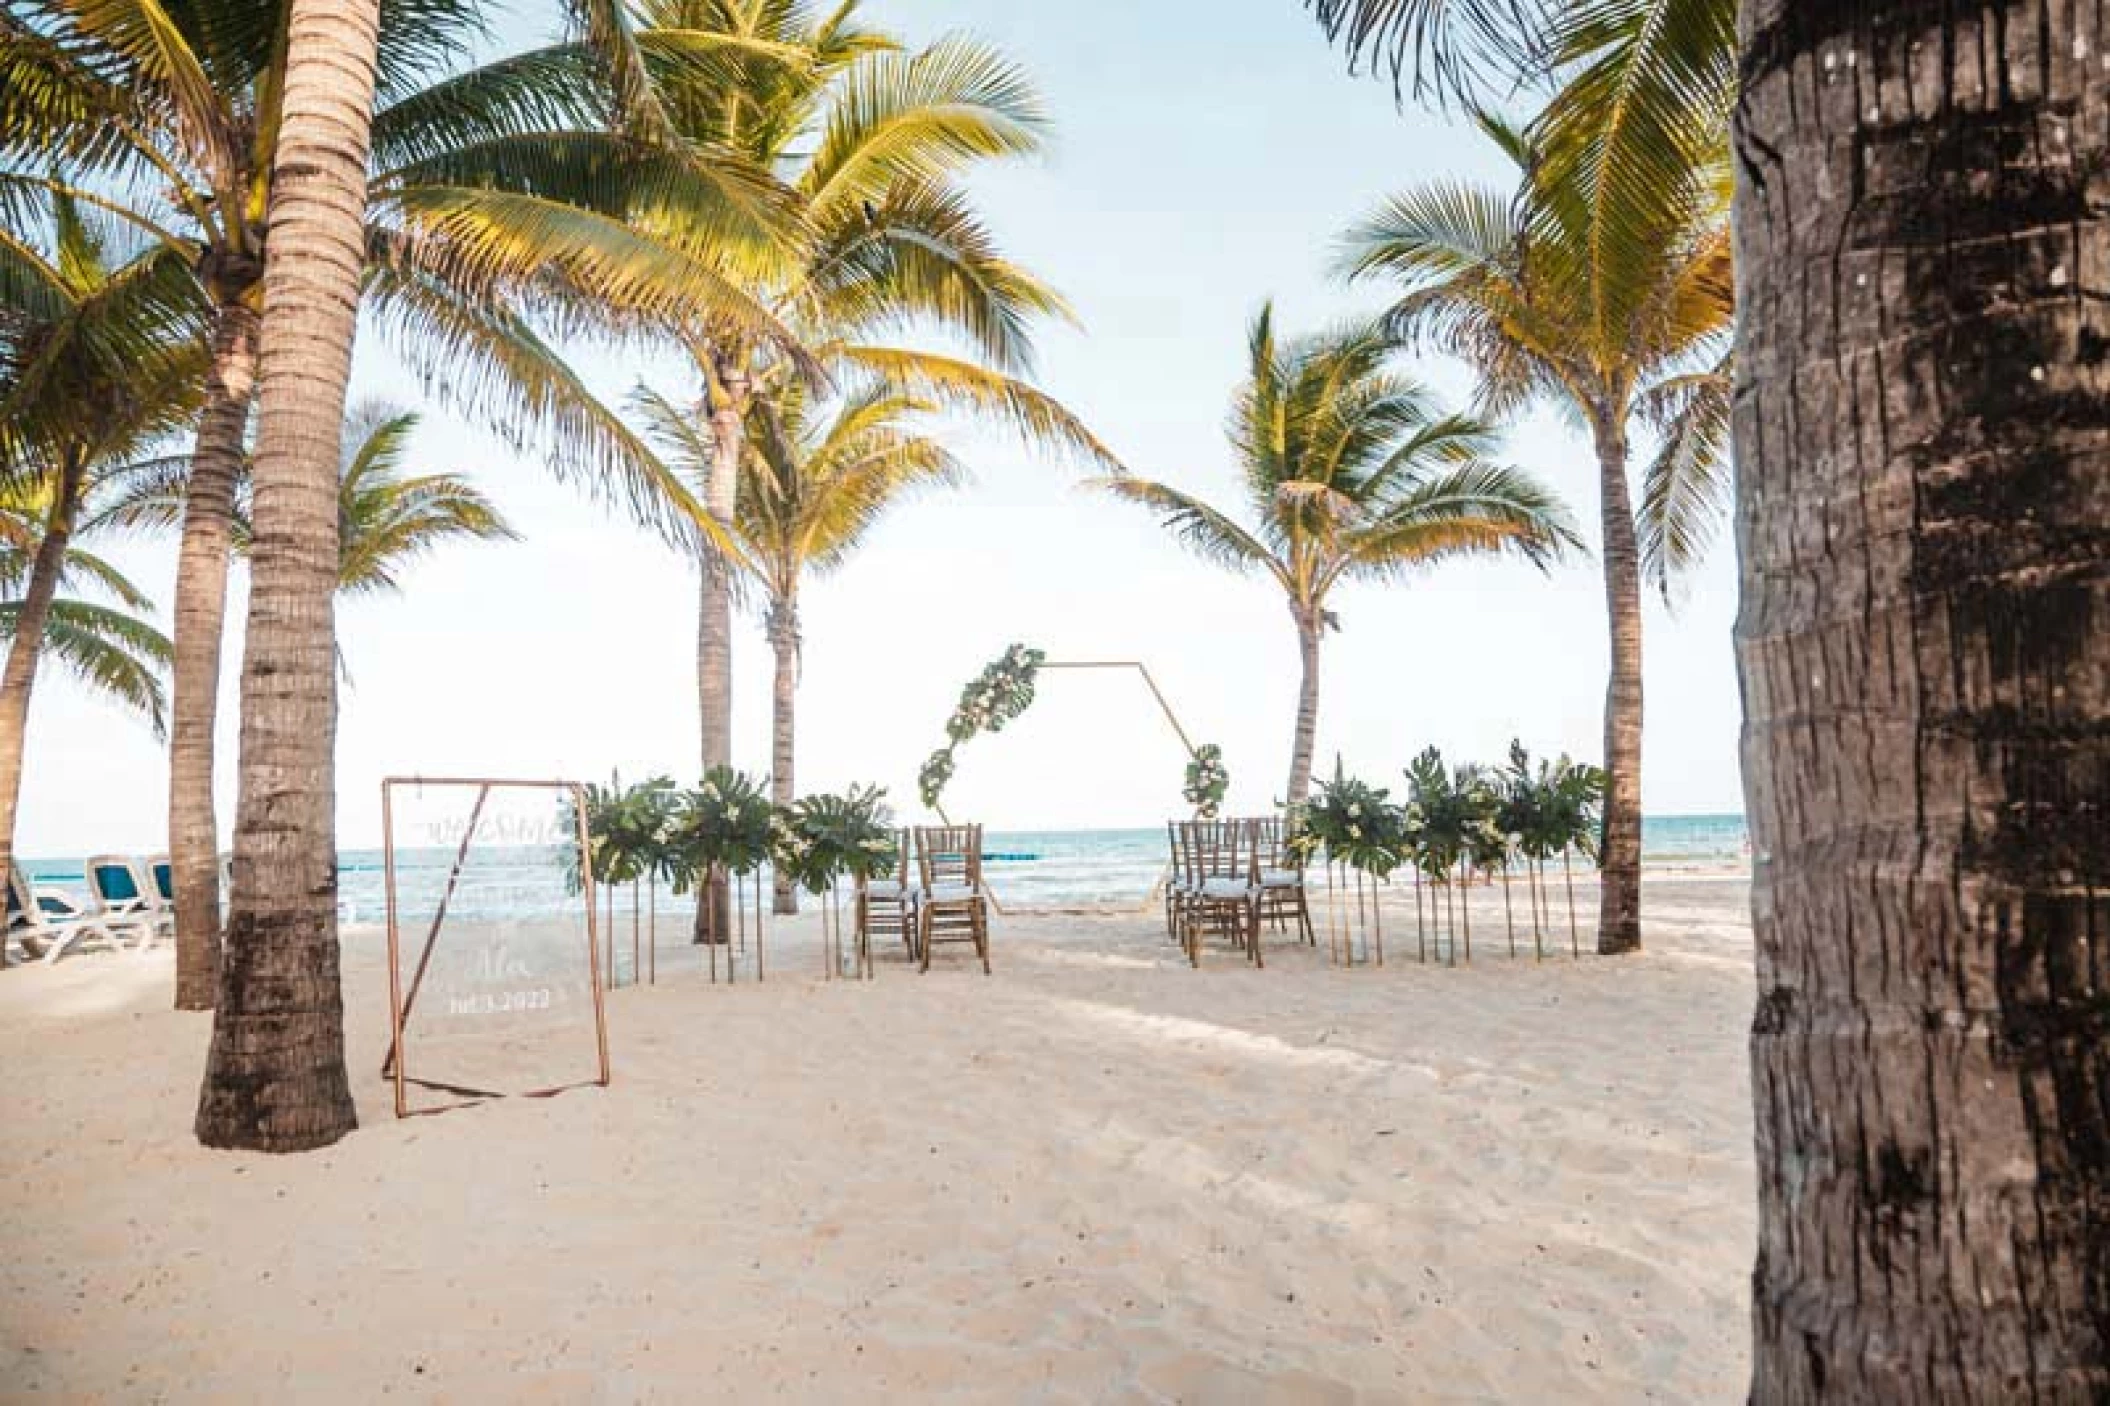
left=913, top=824, right=991, bottom=974
left=1173, top=820, right=1262, bottom=969
left=1249, top=816, right=1315, bottom=947
left=855, top=829, right=918, bottom=969
left=85, top=855, right=164, bottom=950
left=5, top=867, right=117, bottom=963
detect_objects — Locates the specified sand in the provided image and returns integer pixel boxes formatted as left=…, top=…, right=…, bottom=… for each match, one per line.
left=0, top=872, right=1757, bottom=1402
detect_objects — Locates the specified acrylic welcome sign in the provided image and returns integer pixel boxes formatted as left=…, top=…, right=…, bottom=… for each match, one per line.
left=378, top=777, right=611, bottom=1118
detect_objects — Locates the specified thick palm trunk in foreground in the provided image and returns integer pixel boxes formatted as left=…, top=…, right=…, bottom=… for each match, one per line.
left=1285, top=608, right=1322, bottom=806
left=169, top=293, right=260, bottom=1010
left=1592, top=418, right=1644, bottom=954
left=0, top=453, right=83, bottom=966
left=195, top=0, right=377, bottom=1153
left=768, top=596, right=797, bottom=915
left=1736, top=0, right=2108, bottom=1392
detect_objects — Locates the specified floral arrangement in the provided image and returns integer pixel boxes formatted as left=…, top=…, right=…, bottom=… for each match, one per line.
left=916, top=747, right=957, bottom=811
left=664, top=765, right=776, bottom=888
left=1182, top=743, right=1231, bottom=818
left=780, top=786, right=897, bottom=894
left=1292, top=760, right=1409, bottom=877
left=920, top=643, right=1045, bottom=809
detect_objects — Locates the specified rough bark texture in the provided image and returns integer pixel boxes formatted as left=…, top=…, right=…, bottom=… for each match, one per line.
left=169, top=292, right=260, bottom=1010
left=0, top=451, right=83, bottom=967
left=1594, top=416, right=1646, bottom=955
left=194, top=0, right=376, bottom=1153
left=1735, top=0, right=2109, bottom=1395
left=768, top=594, right=798, bottom=916
left=1286, top=607, right=1322, bottom=806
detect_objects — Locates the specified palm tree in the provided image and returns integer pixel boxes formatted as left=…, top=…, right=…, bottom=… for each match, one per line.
left=192, top=0, right=380, bottom=1155
left=2, top=0, right=804, bottom=1006
left=0, top=189, right=200, bottom=966
left=1337, top=110, right=1730, bottom=955
left=1093, top=303, right=1577, bottom=805
left=600, top=1, right=1117, bottom=936
left=635, top=380, right=964, bottom=914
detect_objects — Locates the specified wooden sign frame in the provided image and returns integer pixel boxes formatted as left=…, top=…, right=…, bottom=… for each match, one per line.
left=379, top=776, right=611, bottom=1119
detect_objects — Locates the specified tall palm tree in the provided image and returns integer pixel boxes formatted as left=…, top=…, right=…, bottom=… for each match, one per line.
left=1092, top=303, right=1577, bottom=805
left=192, top=0, right=379, bottom=1155
left=2, top=0, right=804, bottom=1006
left=1734, top=1, right=2110, bottom=1395
left=634, top=379, right=964, bottom=914
left=1337, top=112, right=1730, bottom=955
left=0, top=189, right=200, bottom=965
left=605, top=0, right=1117, bottom=935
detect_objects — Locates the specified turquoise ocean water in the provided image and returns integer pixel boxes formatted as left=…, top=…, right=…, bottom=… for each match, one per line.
left=24, top=815, right=1747, bottom=922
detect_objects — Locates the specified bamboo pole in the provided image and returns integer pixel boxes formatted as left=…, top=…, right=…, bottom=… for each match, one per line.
left=1500, top=862, right=1516, bottom=959
left=1413, top=865, right=1426, bottom=963
left=1531, top=858, right=1546, bottom=962
left=1563, top=847, right=1580, bottom=958
left=1372, top=873, right=1385, bottom=967
left=648, top=874, right=657, bottom=986
left=1459, top=859, right=1473, bottom=964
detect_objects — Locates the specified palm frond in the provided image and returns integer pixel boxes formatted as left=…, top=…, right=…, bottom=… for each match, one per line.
left=1634, top=355, right=1730, bottom=594
left=0, top=595, right=170, bottom=734
left=1303, top=0, right=1549, bottom=106
left=1084, top=475, right=1283, bottom=583
left=1335, top=459, right=1580, bottom=585
left=831, top=344, right=1123, bottom=474
left=803, top=33, right=1046, bottom=224
left=365, top=256, right=740, bottom=556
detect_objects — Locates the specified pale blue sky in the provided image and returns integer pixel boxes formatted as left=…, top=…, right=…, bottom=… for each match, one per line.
left=21, top=0, right=1742, bottom=856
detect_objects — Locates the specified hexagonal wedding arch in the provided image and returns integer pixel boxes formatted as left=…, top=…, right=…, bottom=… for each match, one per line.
left=916, top=646, right=1229, bottom=910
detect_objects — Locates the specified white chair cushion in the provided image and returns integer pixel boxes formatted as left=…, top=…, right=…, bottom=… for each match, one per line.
left=925, top=883, right=982, bottom=904
left=865, top=882, right=909, bottom=900
left=1259, top=869, right=1302, bottom=888
left=1199, top=878, right=1254, bottom=901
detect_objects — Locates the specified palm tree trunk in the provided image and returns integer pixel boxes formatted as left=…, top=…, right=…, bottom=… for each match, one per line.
left=1285, top=606, right=1322, bottom=805
left=1591, top=413, right=1644, bottom=955
left=194, top=0, right=377, bottom=1153
left=767, top=593, right=798, bottom=916
left=169, top=291, right=260, bottom=1010
left=692, top=353, right=746, bottom=944
left=0, top=450, right=85, bottom=967
left=1737, top=1, right=2108, bottom=1394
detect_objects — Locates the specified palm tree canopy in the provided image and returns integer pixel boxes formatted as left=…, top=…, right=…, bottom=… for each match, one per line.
left=0, top=188, right=206, bottom=479
left=1337, top=113, right=1730, bottom=591
left=632, top=376, right=963, bottom=607
left=0, top=0, right=822, bottom=545
left=1091, top=302, right=1578, bottom=615
left=609, top=0, right=1121, bottom=478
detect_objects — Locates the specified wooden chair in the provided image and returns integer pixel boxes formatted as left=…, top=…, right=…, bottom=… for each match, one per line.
left=1163, top=821, right=1195, bottom=944
left=1173, top=820, right=1261, bottom=969
left=1248, top=817, right=1315, bottom=948
left=914, top=824, right=990, bottom=974
left=854, top=829, right=917, bottom=969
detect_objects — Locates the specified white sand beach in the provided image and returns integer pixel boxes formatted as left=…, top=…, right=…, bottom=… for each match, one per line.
left=0, top=871, right=1756, bottom=1402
